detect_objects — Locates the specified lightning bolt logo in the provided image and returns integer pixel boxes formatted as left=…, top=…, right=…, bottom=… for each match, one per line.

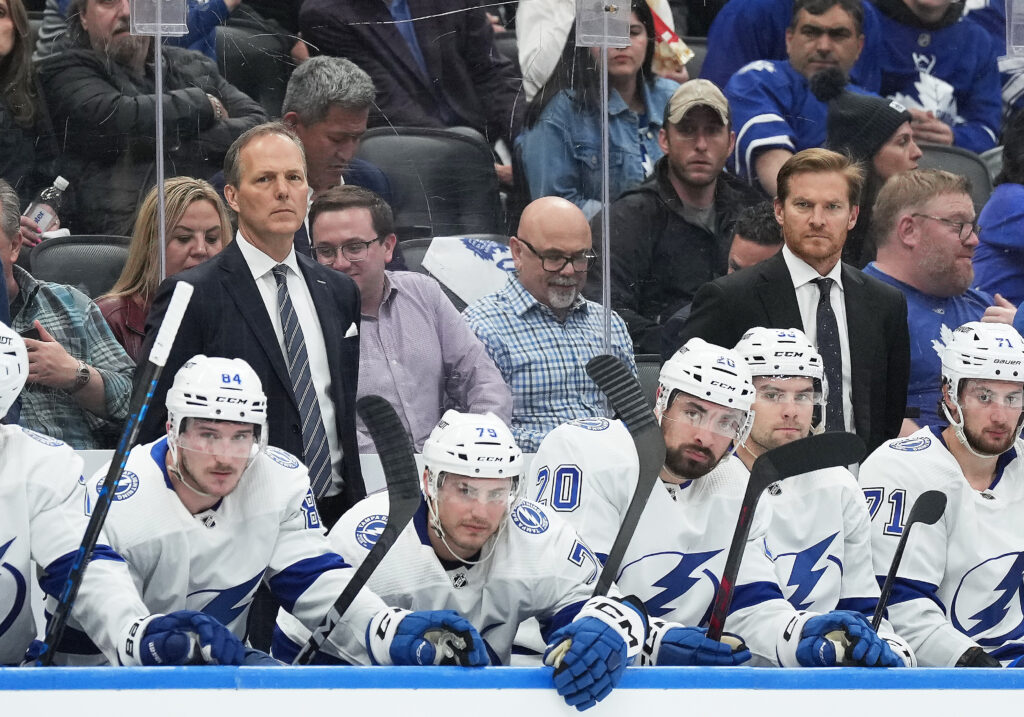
left=772, top=532, right=840, bottom=611
left=639, top=550, right=722, bottom=618
left=188, top=571, right=264, bottom=629
left=0, top=537, right=27, bottom=638
left=953, top=552, right=1024, bottom=641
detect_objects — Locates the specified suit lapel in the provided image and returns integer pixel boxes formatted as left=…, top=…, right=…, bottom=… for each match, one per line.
left=364, top=5, right=435, bottom=91
left=841, top=263, right=872, bottom=439
left=754, top=253, right=804, bottom=329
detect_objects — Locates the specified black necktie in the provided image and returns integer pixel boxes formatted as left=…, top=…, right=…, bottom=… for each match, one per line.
left=813, top=277, right=844, bottom=432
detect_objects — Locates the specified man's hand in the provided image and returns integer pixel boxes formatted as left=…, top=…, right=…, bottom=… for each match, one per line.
left=494, top=163, right=513, bottom=187
left=982, top=293, right=1017, bottom=325
left=909, top=109, right=954, bottom=146
left=23, top=321, right=79, bottom=389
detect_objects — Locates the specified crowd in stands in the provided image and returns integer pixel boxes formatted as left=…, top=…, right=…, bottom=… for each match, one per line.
left=4, top=0, right=1024, bottom=684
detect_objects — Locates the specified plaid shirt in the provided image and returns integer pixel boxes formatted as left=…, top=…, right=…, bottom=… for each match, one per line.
left=463, top=275, right=636, bottom=452
left=10, top=266, right=135, bottom=449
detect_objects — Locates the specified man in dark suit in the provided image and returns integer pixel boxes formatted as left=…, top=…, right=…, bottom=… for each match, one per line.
left=678, top=148, right=909, bottom=454
left=137, top=123, right=365, bottom=528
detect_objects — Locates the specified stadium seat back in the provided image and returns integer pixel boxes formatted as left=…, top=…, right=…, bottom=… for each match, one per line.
left=29, top=235, right=131, bottom=299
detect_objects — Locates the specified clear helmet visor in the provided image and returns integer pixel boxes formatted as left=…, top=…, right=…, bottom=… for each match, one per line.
left=436, top=474, right=518, bottom=507
left=661, top=403, right=751, bottom=440
left=754, top=387, right=824, bottom=407
left=175, top=422, right=260, bottom=460
left=959, top=389, right=1024, bottom=412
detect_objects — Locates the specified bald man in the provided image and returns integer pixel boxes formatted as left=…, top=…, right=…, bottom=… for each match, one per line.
left=463, top=197, right=637, bottom=451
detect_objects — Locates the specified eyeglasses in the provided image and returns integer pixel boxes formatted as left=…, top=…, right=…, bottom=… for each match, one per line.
left=312, top=237, right=383, bottom=264
left=911, top=213, right=979, bottom=243
left=516, top=236, right=597, bottom=273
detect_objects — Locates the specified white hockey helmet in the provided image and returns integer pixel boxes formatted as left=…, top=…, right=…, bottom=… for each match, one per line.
left=656, top=338, right=756, bottom=442
left=166, top=355, right=268, bottom=465
left=422, top=409, right=523, bottom=495
left=734, top=327, right=827, bottom=433
left=934, top=322, right=1024, bottom=456
left=0, top=324, right=27, bottom=420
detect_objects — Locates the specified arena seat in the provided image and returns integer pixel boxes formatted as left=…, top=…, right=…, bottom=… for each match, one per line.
left=29, top=235, right=130, bottom=299
left=682, top=36, right=708, bottom=79
left=635, top=354, right=664, bottom=409
left=400, top=234, right=510, bottom=310
left=917, top=143, right=994, bottom=210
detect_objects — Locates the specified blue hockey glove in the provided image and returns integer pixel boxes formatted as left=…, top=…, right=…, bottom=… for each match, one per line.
left=543, top=595, right=648, bottom=712
left=367, top=607, right=489, bottom=666
left=118, top=611, right=246, bottom=666
left=640, top=617, right=751, bottom=666
left=793, top=611, right=901, bottom=667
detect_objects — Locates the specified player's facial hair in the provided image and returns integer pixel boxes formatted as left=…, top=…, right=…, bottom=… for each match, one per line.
left=963, top=419, right=1017, bottom=456
left=664, top=441, right=726, bottom=479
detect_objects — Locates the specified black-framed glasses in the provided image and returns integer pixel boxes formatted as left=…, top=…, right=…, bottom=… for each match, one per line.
left=516, top=236, right=597, bottom=272
left=911, top=213, right=979, bottom=244
left=312, top=237, right=383, bottom=264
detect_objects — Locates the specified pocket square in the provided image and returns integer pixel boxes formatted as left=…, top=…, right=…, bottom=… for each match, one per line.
left=344, top=322, right=359, bottom=338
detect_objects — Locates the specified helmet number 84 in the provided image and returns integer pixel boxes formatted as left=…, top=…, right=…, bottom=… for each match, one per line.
left=222, top=373, right=243, bottom=385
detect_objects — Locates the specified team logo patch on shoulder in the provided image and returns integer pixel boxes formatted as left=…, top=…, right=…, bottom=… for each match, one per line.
left=569, top=417, right=610, bottom=432
left=265, top=446, right=300, bottom=469
left=20, top=428, right=64, bottom=447
left=354, top=514, right=388, bottom=550
left=511, top=501, right=549, bottom=534
left=890, top=436, right=931, bottom=452
left=97, top=471, right=140, bottom=501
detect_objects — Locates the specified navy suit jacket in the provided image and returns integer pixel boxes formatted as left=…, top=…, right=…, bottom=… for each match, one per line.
left=135, top=239, right=365, bottom=526
left=678, top=251, right=910, bottom=454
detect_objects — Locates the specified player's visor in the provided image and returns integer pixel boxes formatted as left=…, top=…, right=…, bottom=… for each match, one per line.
left=754, top=386, right=823, bottom=406
left=177, top=424, right=258, bottom=458
left=661, top=402, right=748, bottom=440
left=438, top=476, right=516, bottom=505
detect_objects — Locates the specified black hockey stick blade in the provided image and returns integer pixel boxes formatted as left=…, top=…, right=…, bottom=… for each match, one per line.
left=871, top=489, right=946, bottom=630
left=707, top=431, right=867, bottom=640
left=37, top=281, right=194, bottom=666
left=586, top=355, right=666, bottom=597
left=293, top=395, right=422, bottom=665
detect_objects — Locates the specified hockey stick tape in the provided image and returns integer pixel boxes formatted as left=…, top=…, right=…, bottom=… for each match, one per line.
left=149, top=282, right=194, bottom=367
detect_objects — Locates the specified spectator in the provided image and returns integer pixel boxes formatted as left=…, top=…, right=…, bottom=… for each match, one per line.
left=0, top=178, right=134, bottom=449
left=864, top=169, right=1004, bottom=431
left=680, top=148, right=910, bottom=454
left=724, top=0, right=870, bottom=195
left=96, top=177, right=231, bottom=362
left=37, top=0, right=266, bottom=235
left=963, top=0, right=1024, bottom=119
left=463, top=196, right=636, bottom=452
left=518, top=0, right=678, bottom=218
left=298, top=0, right=522, bottom=149
left=873, top=0, right=1001, bottom=153
left=584, top=79, right=763, bottom=353
left=975, top=111, right=1024, bottom=307
left=309, top=185, right=511, bottom=451
left=812, top=67, right=922, bottom=266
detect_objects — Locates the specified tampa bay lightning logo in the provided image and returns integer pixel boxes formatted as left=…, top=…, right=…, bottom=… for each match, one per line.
left=511, top=501, right=549, bottom=534
left=569, top=417, right=610, bottom=432
left=0, top=538, right=27, bottom=639
left=951, top=552, right=1024, bottom=645
left=265, top=447, right=300, bottom=469
left=618, top=550, right=722, bottom=620
left=461, top=238, right=515, bottom=272
left=890, top=436, right=932, bottom=452
left=97, top=471, right=140, bottom=501
left=21, top=428, right=64, bottom=447
left=188, top=571, right=264, bottom=628
left=355, top=514, right=388, bottom=550
left=770, top=533, right=841, bottom=611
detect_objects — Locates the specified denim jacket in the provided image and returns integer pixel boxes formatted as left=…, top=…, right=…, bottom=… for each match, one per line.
left=518, top=76, right=678, bottom=219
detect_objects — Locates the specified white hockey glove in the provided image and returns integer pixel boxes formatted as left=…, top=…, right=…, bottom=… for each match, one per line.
left=366, top=607, right=489, bottom=666
left=640, top=617, right=751, bottom=666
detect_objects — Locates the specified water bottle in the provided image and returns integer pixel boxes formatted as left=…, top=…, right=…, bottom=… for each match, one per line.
left=23, top=176, right=69, bottom=233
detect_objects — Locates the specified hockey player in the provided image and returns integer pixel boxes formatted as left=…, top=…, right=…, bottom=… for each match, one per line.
left=80, top=355, right=486, bottom=666
left=0, top=327, right=248, bottom=667
left=532, top=338, right=902, bottom=667
left=863, top=321, right=1024, bottom=666
left=275, top=410, right=648, bottom=711
left=732, top=327, right=914, bottom=664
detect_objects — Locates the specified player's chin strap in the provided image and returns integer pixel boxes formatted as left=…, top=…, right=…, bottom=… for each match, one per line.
left=424, top=493, right=503, bottom=567
left=167, top=438, right=216, bottom=499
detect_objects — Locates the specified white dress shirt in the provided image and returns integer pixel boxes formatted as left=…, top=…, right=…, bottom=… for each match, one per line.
left=235, top=232, right=344, bottom=493
left=782, top=245, right=854, bottom=433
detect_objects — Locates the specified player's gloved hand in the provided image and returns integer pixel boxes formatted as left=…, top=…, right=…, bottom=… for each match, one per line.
left=789, top=611, right=901, bottom=667
left=367, top=607, right=489, bottom=666
left=543, top=595, right=648, bottom=711
left=243, top=648, right=283, bottom=666
left=117, top=611, right=246, bottom=666
left=961, top=647, right=1003, bottom=667
left=640, top=617, right=751, bottom=666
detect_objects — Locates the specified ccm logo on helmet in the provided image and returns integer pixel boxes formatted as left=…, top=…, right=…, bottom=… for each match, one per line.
left=215, top=397, right=250, bottom=404
left=773, top=351, right=805, bottom=358
left=710, top=380, right=735, bottom=391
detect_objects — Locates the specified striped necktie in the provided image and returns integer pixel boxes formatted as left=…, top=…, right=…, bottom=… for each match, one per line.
left=813, top=277, right=845, bottom=432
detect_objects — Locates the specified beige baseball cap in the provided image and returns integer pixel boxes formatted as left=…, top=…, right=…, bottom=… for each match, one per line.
left=666, top=79, right=730, bottom=125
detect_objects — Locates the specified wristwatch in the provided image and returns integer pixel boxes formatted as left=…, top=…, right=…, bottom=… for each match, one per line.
left=68, top=360, right=90, bottom=394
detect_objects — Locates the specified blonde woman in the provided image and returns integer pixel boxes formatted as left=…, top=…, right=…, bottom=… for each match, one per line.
left=97, top=177, right=231, bottom=361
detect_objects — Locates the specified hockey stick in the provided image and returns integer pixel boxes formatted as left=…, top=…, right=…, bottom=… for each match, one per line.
left=293, top=394, right=422, bottom=665
left=37, top=282, right=194, bottom=666
left=586, top=354, right=666, bottom=597
left=871, top=490, right=946, bottom=630
left=706, top=431, right=866, bottom=641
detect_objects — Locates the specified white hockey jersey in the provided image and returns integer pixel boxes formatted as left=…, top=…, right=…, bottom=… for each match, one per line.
left=0, top=425, right=145, bottom=665
left=275, top=491, right=599, bottom=665
left=84, top=438, right=388, bottom=664
left=862, top=426, right=1024, bottom=666
left=531, top=418, right=801, bottom=665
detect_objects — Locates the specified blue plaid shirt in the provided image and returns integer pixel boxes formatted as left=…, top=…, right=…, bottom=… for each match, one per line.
left=463, top=275, right=636, bottom=452
left=10, top=266, right=134, bottom=449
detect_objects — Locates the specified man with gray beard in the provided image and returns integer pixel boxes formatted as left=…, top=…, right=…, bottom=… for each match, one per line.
left=863, top=169, right=1014, bottom=432
left=463, top=197, right=636, bottom=451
